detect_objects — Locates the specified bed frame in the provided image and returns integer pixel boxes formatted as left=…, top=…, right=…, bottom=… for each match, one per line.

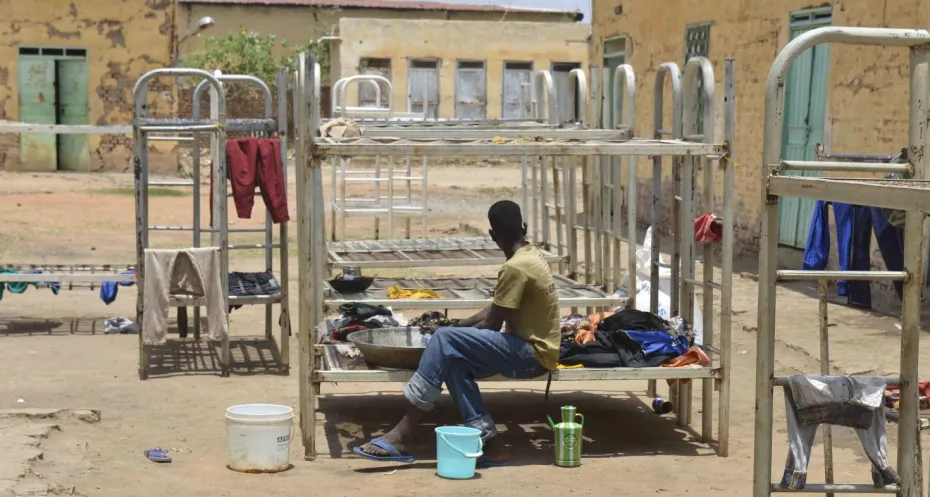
left=751, top=27, right=929, bottom=496
left=294, top=52, right=737, bottom=459
left=131, top=68, right=291, bottom=379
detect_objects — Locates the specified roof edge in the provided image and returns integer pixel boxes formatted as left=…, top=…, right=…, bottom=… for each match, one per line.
left=177, top=0, right=583, bottom=20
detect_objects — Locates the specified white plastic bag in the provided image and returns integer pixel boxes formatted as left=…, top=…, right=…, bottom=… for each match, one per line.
left=620, top=227, right=704, bottom=344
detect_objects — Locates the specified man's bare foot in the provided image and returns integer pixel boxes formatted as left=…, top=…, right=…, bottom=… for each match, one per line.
left=358, top=430, right=410, bottom=457
left=480, top=436, right=511, bottom=465
left=356, top=406, right=422, bottom=458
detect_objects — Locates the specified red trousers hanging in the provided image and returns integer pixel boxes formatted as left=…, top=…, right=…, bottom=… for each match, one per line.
left=210, top=137, right=289, bottom=227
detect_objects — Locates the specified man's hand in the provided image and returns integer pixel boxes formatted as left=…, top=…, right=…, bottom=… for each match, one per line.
left=456, top=307, right=490, bottom=328
left=474, top=304, right=510, bottom=332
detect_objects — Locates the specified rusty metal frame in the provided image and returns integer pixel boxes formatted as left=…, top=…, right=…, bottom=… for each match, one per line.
left=295, top=52, right=736, bottom=461
left=753, top=27, right=930, bottom=497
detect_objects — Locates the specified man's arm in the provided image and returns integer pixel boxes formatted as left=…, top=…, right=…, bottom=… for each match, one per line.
left=473, top=304, right=511, bottom=332
left=481, top=264, right=526, bottom=333
left=456, top=307, right=490, bottom=328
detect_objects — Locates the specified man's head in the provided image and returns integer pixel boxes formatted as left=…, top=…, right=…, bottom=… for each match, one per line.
left=488, top=200, right=527, bottom=254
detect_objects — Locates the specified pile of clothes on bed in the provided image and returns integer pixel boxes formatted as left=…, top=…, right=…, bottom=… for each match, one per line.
left=558, top=308, right=711, bottom=370
left=319, top=305, right=456, bottom=343
left=320, top=303, right=405, bottom=342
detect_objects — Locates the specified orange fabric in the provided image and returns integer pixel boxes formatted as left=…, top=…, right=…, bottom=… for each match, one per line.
left=587, top=311, right=612, bottom=329
left=574, top=328, right=596, bottom=345
left=662, top=346, right=711, bottom=385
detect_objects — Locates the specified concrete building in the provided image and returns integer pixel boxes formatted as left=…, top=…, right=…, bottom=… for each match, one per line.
left=333, top=17, right=590, bottom=120
left=0, top=0, right=177, bottom=171
left=176, top=0, right=583, bottom=56
left=589, top=0, right=930, bottom=259
left=177, top=0, right=587, bottom=120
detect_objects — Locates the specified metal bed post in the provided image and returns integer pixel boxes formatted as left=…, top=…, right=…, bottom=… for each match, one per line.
left=718, top=58, right=735, bottom=457
left=676, top=56, right=715, bottom=429
left=191, top=72, right=290, bottom=371
left=276, top=68, right=292, bottom=370
left=532, top=70, right=559, bottom=253
left=332, top=77, right=385, bottom=117
left=612, top=64, right=636, bottom=299
left=753, top=27, right=930, bottom=496
left=296, top=54, right=321, bottom=459
left=562, top=68, right=588, bottom=278
left=687, top=56, right=717, bottom=439
left=133, top=68, right=229, bottom=380
left=647, top=62, right=682, bottom=399
left=596, top=70, right=610, bottom=293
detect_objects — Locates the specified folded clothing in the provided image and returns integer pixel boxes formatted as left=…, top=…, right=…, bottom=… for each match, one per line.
left=338, top=302, right=392, bottom=320
left=559, top=329, right=674, bottom=368
left=387, top=286, right=443, bottom=300
left=598, top=309, right=673, bottom=334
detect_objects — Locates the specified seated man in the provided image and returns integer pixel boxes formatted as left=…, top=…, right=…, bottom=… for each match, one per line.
left=354, top=200, right=561, bottom=467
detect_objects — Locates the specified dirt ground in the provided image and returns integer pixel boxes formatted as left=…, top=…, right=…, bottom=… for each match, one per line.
left=0, top=161, right=928, bottom=497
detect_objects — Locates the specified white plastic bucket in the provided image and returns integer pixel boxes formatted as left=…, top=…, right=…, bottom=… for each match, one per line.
left=225, top=404, right=293, bottom=473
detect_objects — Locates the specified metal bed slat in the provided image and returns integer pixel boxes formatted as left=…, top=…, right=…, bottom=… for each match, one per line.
left=322, top=276, right=625, bottom=310
left=313, top=137, right=725, bottom=157
left=327, top=237, right=563, bottom=268
left=315, top=366, right=720, bottom=383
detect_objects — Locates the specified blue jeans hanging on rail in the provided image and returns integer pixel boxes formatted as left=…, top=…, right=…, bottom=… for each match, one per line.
left=802, top=202, right=905, bottom=308
left=803, top=201, right=853, bottom=296
left=870, top=207, right=904, bottom=301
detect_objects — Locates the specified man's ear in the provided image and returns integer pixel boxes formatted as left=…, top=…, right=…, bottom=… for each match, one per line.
left=521, top=222, right=528, bottom=236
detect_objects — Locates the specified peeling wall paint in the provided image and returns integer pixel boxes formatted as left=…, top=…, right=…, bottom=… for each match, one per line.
left=177, top=2, right=579, bottom=57
left=337, top=18, right=590, bottom=119
left=590, top=0, right=929, bottom=256
left=0, top=0, right=175, bottom=171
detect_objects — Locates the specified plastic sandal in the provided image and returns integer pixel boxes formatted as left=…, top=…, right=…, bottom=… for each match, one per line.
left=144, top=448, right=172, bottom=463
left=352, top=437, right=416, bottom=463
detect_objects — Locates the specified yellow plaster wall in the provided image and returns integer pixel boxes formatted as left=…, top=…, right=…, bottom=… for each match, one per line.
left=178, top=3, right=579, bottom=58
left=0, top=0, right=176, bottom=171
left=590, top=0, right=928, bottom=253
left=337, top=18, right=590, bottom=119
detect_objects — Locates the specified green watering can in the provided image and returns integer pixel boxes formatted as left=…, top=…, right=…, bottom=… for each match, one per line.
left=546, top=405, right=584, bottom=467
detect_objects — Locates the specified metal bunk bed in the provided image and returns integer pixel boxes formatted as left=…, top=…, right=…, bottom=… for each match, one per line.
left=132, top=68, right=291, bottom=379
left=752, top=27, right=930, bottom=497
left=295, top=52, right=736, bottom=459
left=328, top=75, right=430, bottom=241
left=309, top=68, right=567, bottom=272
left=540, top=58, right=734, bottom=452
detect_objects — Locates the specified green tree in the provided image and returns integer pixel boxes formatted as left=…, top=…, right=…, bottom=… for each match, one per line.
left=180, top=27, right=330, bottom=86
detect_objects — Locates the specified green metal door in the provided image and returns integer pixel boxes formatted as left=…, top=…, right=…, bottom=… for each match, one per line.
left=18, top=56, right=57, bottom=169
left=603, top=54, right=624, bottom=127
left=56, top=58, right=90, bottom=171
left=777, top=8, right=833, bottom=248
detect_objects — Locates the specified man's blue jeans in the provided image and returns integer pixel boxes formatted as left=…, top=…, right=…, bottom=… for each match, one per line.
left=402, top=327, right=547, bottom=440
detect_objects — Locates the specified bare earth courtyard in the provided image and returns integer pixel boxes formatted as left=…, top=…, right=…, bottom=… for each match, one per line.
left=1, top=162, right=928, bottom=497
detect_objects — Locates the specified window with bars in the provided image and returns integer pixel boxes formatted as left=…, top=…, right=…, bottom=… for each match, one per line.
left=684, top=22, right=711, bottom=134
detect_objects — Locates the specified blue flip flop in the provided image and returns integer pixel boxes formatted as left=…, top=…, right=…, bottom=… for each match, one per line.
left=144, top=448, right=172, bottom=463
left=476, top=455, right=511, bottom=469
left=353, top=437, right=416, bottom=463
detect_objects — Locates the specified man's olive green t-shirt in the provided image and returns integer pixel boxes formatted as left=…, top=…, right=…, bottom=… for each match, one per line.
left=492, top=244, right=560, bottom=370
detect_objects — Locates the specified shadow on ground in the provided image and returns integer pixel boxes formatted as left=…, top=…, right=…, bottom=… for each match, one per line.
left=318, top=388, right=710, bottom=469
left=0, top=317, right=287, bottom=378
left=145, top=337, right=286, bottom=377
